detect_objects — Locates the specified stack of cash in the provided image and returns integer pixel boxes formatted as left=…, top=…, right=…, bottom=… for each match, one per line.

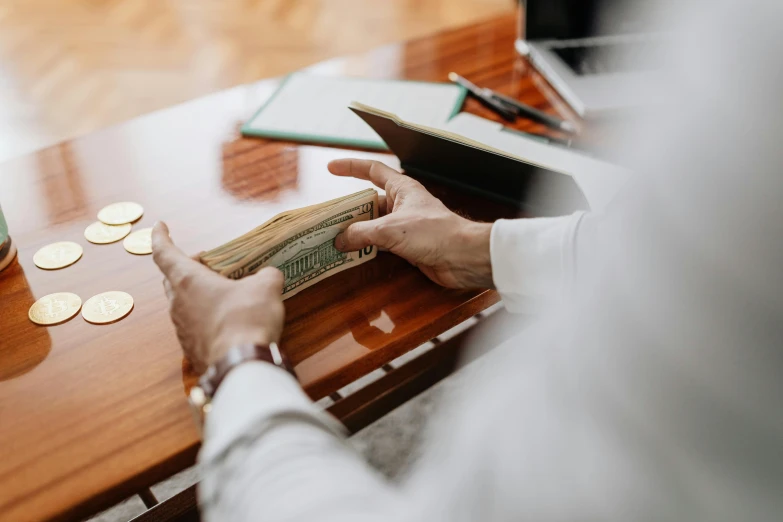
left=200, top=188, right=379, bottom=299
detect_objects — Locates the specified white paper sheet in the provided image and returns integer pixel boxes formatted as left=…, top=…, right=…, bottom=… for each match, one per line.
left=437, top=113, right=629, bottom=211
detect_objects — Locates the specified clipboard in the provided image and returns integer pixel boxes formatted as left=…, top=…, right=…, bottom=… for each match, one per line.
left=241, top=73, right=468, bottom=150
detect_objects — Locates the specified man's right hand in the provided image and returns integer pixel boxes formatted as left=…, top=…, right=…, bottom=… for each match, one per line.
left=328, top=159, right=493, bottom=289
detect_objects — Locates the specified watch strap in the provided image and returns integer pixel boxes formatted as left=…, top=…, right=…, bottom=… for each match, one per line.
left=198, top=342, right=294, bottom=397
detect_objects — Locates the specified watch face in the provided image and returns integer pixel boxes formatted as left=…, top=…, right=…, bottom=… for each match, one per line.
left=189, top=386, right=207, bottom=407
left=188, top=386, right=209, bottom=434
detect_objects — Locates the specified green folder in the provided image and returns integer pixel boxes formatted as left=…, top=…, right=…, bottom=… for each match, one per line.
left=241, top=73, right=467, bottom=150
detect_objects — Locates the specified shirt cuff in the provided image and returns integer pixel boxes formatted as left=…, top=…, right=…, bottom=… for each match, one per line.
left=490, top=212, right=585, bottom=313
left=200, top=362, right=346, bottom=465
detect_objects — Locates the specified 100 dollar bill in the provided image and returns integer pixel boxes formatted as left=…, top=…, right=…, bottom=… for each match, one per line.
left=215, top=191, right=378, bottom=299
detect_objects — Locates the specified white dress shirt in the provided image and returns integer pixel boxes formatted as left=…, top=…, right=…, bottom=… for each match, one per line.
left=198, top=3, right=783, bottom=520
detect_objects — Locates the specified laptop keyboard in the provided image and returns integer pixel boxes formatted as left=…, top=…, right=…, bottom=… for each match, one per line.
left=552, top=40, right=662, bottom=76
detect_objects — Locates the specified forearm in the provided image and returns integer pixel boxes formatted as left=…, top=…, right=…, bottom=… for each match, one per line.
left=199, top=363, right=401, bottom=522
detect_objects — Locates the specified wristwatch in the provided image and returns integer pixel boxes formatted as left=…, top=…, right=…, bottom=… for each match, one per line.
left=188, top=342, right=295, bottom=429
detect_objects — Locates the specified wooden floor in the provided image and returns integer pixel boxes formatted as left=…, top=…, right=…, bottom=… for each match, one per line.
left=0, top=0, right=514, bottom=163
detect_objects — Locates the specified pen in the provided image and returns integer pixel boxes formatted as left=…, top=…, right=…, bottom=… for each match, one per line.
left=501, top=125, right=602, bottom=158
left=448, top=72, right=517, bottom=122
left=501, top=125, right=573, bottom=148
left=449, top=72, right=577, bottom=134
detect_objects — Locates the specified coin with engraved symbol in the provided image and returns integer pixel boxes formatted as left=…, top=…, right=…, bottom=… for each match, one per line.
left=28, top=292, right=82, bottom=326
left=123, top=227, right=153, bottom=255
left=33, top=241, right=83, bottom=270
left=97, top=202, right=144, bottom=225
left=84, top=221, right=132, bottom=244
left=82, top=291, right=134, bottom=324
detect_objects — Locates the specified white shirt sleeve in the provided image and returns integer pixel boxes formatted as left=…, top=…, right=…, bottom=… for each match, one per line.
left=199, top=362, right=401, bottom=522
left=490, top=212, right=586, bottom=313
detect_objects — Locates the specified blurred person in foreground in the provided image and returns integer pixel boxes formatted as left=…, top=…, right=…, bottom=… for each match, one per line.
left=151, top=1, right=783, bottom=520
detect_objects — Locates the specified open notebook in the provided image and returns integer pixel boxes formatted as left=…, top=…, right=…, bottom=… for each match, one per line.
left=350, top=102, right=628, bottom=214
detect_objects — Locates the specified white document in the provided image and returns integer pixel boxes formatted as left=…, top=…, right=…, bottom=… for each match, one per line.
left=437, top=113, right=629, bottom=211
left=243, top=74, right=465, bottom=149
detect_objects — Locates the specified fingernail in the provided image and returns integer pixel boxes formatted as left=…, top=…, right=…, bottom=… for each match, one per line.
left=334, top=234, right=345, bottom=252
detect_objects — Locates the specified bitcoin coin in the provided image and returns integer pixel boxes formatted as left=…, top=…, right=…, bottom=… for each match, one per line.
left=28, top=292, right=82, bottom=326
left=123, top=228, right=153, bottom=255
left=33, top=241, right=83, bottom=270
left=97, top=202, right=144, bottom=225
left=81, top=291, right=134, bottom=324
left=84, top=221, right=132, bottom=244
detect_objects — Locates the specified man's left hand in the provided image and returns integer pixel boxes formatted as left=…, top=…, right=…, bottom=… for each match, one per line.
left=151, top=222, right=286, bottom=373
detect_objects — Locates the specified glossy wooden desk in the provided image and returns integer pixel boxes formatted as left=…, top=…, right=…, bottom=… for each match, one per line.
left=0, top=15, right=575, bottom=522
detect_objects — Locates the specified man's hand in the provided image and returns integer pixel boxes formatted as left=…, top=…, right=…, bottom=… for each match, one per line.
left=151, top=222, right=285, bottom=373
left=328, top=159, right=493, bottom=289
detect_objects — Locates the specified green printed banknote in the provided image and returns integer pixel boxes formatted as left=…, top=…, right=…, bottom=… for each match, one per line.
left=200, top=189, right=378, bottom=299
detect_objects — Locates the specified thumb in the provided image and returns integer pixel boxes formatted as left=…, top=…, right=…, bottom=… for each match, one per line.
left=151, top=221, right=189, bottom=278
left=334, top=220, right=388, bottom=252
left=250, top=266, right=285, bottom=293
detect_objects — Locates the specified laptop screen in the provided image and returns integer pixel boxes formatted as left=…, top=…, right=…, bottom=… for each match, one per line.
left=525, top=0, right=648, bottom=41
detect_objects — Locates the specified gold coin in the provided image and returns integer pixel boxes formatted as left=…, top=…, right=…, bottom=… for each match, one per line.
left=84, top=221, right=132, bottom=244
left=123, top=227, right=153, bottom=255
left=33, top=241, right=83, bottom=270
left=81, top=291, right=134, bottom=324
left=97, top=202, right=144, bottom=225
left=28, top=292, right=82, bottom=326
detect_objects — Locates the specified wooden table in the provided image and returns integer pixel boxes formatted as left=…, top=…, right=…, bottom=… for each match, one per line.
left=0, top=15, right=576, bottom=522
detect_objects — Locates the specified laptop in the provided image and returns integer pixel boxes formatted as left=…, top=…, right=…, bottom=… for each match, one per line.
left=517, top=0, right=664, bottom=118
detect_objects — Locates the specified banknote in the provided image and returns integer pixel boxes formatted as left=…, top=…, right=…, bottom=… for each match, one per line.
left=200, top=189, right=378, bottom=299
